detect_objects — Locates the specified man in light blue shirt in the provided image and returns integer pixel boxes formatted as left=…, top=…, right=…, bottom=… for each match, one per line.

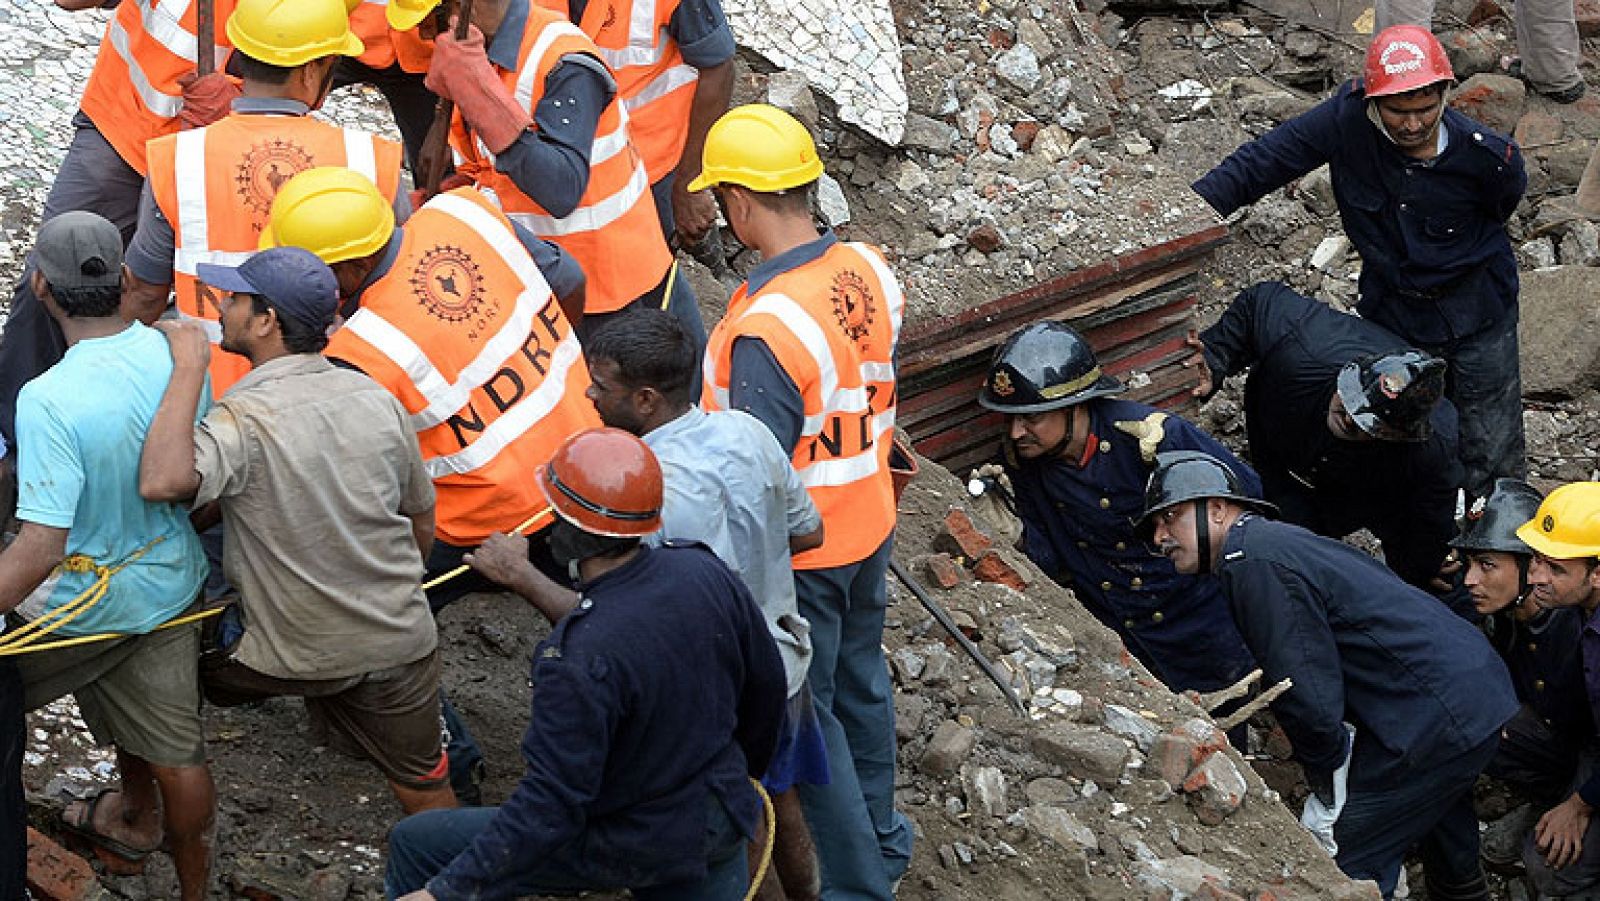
left=0, top=212, right=214, bottom=900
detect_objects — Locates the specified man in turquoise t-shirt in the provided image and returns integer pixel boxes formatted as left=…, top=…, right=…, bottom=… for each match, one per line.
left=0, top=212, right=214, bottom=900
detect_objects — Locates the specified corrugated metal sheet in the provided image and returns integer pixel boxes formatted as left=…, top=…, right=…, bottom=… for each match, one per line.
left=899, top=224, right=1228, bottom=474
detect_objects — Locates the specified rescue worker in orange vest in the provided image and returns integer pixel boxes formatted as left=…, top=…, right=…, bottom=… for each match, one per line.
left=0, top=0, right=238, bottom=458
left=695, top=104, right=912, bottom=900
left=535, top=0, right=734, bottom=248
left=387, top=0, right=705, bottom=361
left=261, top=166, right=591, bottom=802
left=121, top=0, right=406, bottom=396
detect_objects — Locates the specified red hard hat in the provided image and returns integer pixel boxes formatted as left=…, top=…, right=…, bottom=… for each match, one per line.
left=537, top=428, right=663, bottom=538
left=1363, top=25, right=1454, bottom=98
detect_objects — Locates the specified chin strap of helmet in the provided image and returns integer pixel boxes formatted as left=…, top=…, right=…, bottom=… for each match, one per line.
left=1042, top=406, right=1078, bottom=463
left=1513, top=555, right=1531, bottom=608
left=1194, top=499, right=1212, bottom=573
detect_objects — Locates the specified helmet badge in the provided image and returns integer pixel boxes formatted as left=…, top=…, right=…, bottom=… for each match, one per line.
left=1544, top=515, right=1557, bottom=532
left=1467, top=496, right=1487, bottom=521
left=991, top=370, right=1015, bottom=396
left=1380, top=40, right=1426, bottom=76
left=1379, top=371, right=1406, bottom=399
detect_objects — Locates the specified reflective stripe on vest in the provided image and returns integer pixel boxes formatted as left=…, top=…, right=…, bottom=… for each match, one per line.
left=576, top=0, right=697, bottom=181
left=105, top=12, right=184, bottom=119
left=451, top=5, right=669, bottom=313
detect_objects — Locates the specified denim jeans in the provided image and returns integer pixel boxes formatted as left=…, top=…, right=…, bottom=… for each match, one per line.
left=0, top=659, right=24, bottom=901
left=1416, top=309, right=1526, bottom=502
left=794, top=537, right=912, bottom=900
left=1333, top=734, right=1498, bottom=900
left=384, top=795, right=749, bottom=899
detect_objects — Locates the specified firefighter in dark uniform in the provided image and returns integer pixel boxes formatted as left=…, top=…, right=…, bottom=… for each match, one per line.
left=1457, top=480, right=1600, bottom=894
left=977, top=321, right=1258, bottom=696
left=1191, top=281, right=1464, bottom=600
left=1143, top=451, right=1516, bottom=901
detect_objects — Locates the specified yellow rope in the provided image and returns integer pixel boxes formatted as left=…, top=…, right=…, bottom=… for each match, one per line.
left=660, top=260, right=680, bottom=311
left=0, top=535, right=167, bottom=651
left=421, top=507, right=555, bottom=592
left=744, top=777, right=775, bottom=901
left=0, top=606, right=222, bottom=657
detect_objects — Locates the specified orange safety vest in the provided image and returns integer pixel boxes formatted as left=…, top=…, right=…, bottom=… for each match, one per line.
left=703, top=241, right=904, bottom=570
left=538, top=0, right=698, bottom=183
left=78, top=0, right=237, bottom=175
left=326, top=187, right=601, bottom=545
left=146, top=113, right=403, bottom=394
left=451, top=6, right=670, bottom=315
left=348, top=0, right=434, bottom=72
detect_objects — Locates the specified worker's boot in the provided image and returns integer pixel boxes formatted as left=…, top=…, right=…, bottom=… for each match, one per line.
left=1426, top=867, right=1491, bottom=901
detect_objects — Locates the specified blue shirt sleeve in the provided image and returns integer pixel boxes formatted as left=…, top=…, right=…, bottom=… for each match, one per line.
left=667, top=0, right=735, bottom=67
left=494, top=55, right=616, bottom=218
left=125, top=182, right=176, bottom=286
left=14, top=389, right=83, bottom=530
left=511, top=220, right=585, bottom=300
left=728, top=337, right=805, bottom=456
left=1191, top=87, right=1347, bottom=218
left=428, top=647, right=617, bottom=899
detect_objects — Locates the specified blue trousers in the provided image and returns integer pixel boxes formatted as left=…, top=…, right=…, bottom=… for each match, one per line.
left=1416, top=308, right=1525, bottom=501
left=384, top=797, right=748, bottom=900
left=0, top=659, right=24, bottom=901
left=1333, top=735, right=1498, bottom=900
left=795, top=537, right=912, bottom=900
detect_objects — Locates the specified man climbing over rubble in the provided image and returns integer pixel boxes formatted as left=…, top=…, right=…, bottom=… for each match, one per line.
left=691, top=103, right=912, bottom=899
left=1143, top=450, right=1517, bottom=901
left=974, top=320, right=1260, bottom=702
left=1188, top=281, right=1465, bottom=602
left=388, top=0, right=705, bottom=351
left=568, top=309, right=827, bottom=899
left=138, top=246, right=458, bottom=816
left=1511, top=482, right=1600, bottom=896
left=123, top=0, right=406, bottom=396
left=1193, top=25, right=1528, bottom=504
left=0, top=212, right=215, bottom=900
left=1449, top=479, right=1597, bottom=888
left=261, top=164, right=590, bottom=803
left=384, top=427, right=786, bottom=900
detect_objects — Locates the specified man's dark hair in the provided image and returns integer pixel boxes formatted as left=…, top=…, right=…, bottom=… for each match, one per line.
left=585, top=309, right=696, bottom=404
left=251, top=294, right=329, bottom=353
left=234, top=52, right=296, bottom=86
left=45, top=255, right=121, bottom=318
left=745, top=182, right=816, bottom=218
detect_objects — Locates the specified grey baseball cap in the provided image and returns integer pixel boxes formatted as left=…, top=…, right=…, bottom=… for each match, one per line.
left=35, top=211, right=123, bottom=290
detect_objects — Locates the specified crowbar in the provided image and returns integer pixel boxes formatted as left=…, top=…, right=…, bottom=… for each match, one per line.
left=889, top=559, right=1026, bottom=717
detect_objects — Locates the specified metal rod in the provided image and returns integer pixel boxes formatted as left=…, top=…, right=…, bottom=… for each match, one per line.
left=888, top=559, right=1027, bottom=716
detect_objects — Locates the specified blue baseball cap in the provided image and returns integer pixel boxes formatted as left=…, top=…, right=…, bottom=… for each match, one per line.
left=196, top=247, right=339, bottom=333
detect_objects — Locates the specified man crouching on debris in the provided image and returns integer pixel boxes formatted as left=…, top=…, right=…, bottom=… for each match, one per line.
left=975, top=321, right=1259, bottom=702
left=384, top=428, right=786, bottom=900
left=138, top=247, right=458, bottom=815
left=1192, top=25, right=1527, bottom=510
left=1144, top=450, right=1516, bottom=900
left=0, top=212, right=215, bottom=899
left=1512, top=482, right=1600, bottom=896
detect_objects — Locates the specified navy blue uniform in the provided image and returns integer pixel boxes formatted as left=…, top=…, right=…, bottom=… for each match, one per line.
left=1483, top=606, right=1596, bottom=807
left=1004, top=398, right=1258, bottom=694
left=1199, top=281, right=1463, bottom=593
left=1217, top=514, right=1516, bottom=897
left=386, top=544, right=786, bottom=899
left=1193, top=80, right=1527, bottom=499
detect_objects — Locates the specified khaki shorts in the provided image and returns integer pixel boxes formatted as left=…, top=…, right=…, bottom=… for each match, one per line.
left=13, top=618, right=205, bottom=769
left=203, top=649, right=446, bottom=790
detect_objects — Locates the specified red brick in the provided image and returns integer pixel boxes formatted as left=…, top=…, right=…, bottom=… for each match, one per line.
left=922, top=552, right=967, bottom=589
left=1195, top=880, right=1247, bottom=901
left=939, top=508, right=993, bottom=560
left=1012, top=120, right=1041, bottom=151
left=1578, top=0, right=1600, bottom=37
left=1182, top=754, right=1247, bottom=826
left=972, top=550, right=1028, bottom=590
left=26, top=828, right=97, bottom=901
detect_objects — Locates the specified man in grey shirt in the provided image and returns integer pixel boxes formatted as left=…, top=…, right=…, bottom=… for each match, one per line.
left=139, top=247, right=456, bottom=815
left=468, top=309, right=828, bottom=898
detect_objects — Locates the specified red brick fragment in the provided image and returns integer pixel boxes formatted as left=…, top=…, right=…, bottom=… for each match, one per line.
left=26, top=828, right=97, bottom=901
left=923, top=552, right=967, bottom=589
left=940, top=508, right=993, bottom=560
left=1011, top=120, right=1041, bottom=151
left=972, top=550, right=1028, bottom=590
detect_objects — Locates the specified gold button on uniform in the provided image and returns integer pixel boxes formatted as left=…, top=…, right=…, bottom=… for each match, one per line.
left=1528, top=643, right=1538, bottom=653
left=1115, top=541, right=1126, bottom=551
left=1151, top=611, right=1164, bottom=623
left=1535, top=680, right=1546, bottom=692
left=1099, top=497, right=1111, bottom=509
left=1130, top=577, right=1143, bottom=588
left=1077, top=540, right=1088, bottom=549
left=1123, top=619, right=1136, bottom=629
left=1101, top=581, right=1112, bottom=591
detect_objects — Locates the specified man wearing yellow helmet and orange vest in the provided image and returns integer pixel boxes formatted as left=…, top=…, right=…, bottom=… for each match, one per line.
left=694, top=104, right=911, bottom=900
left=1514, top=483, right=1600, bottom=897
left=387, top=0, right=705, bottom=358
left=121, top=0, right=406, bottom=397
left=261, top=165, right=591, bottom=802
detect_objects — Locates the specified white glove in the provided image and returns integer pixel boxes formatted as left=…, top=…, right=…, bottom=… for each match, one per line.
left=1300, top=723, right=1356, bottom=857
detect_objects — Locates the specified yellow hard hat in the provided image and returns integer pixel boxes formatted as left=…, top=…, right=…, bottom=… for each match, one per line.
left=1516, top=482, right=1600, bottom=560
left=259, top=167, right=394, bottom=264
left=686, top=104, right=824, bottom=194
left=226, top=0, right=365, bottom=68
left=386, top=0, right=440, bottom=32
